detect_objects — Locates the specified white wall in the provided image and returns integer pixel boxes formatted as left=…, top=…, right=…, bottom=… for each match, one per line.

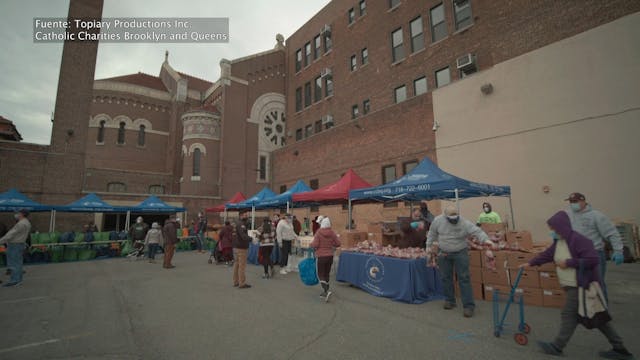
left=433, top=13, right=640, bottom=243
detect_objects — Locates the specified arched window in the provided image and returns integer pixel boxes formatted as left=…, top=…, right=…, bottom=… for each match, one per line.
left=193, top=148, right=201, bottom=177
left=138, top=124, right=146, bottom=146
left=97, top=120, right=105, bottom=143
left=117, top=122, right=126, bottom=144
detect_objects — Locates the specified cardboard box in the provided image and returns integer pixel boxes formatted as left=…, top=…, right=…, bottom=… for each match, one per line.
left=467, top=266, right=482, bottom=284
left=455, top=281, right=484, bottom=300
left=506, top=230, right=533, bottom=250
left=542, top=288, right=567, bottom=308
left=534, top=262, right=556, bottom=272
left=469, top=250, right=482, bottom=267
left=508, top=252, right=538, bottom=268
left=367, top=223, right=382, bottom=234
left=482, top=250, right=511, bottom=269
left=514, top=287, right=543, bottom=306
left=480, top=223, right=508, bottom=233
left=482, top=268, right=510, bottom=286
left=339, top=231, right=367, bottom=248
left=510, top=269, right=540, bottom=288
left=483, top=284, right=512, bottom=301
left=539, top=271, right=562, bottom=289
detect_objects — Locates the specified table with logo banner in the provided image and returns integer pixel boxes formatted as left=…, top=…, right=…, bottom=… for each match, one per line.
left=336, top=251, right=444, bottom=304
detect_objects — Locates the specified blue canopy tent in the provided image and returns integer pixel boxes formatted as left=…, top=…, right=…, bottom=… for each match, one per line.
left=253, top=180, right=312, bottom=212
left=0, top=188, right=52, bottom=212
left=0, top=188, right=56, bottom=231
left=53, top=193, right=134, bottom=232
left=226, top=187, right=277, bottom=229
left=123, top=195, right=186, bottom=230
left=348, top=157, right=514, bottom=228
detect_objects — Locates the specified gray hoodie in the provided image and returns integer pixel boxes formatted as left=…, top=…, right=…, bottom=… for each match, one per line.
left=566, top=204, right=623, bottom=254
left=426, top=214, right=489, bottom=253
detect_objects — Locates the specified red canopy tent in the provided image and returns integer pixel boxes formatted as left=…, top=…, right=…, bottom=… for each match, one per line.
left=205, top=192, right=246, bottom=213
left=292, top=169, right=372, bottom=205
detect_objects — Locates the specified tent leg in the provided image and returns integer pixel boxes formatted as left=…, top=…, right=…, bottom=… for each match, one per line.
left=348, top=199, right=352, bottom=231
left=508, top=195, right=515, bottom=229
left=251, top=206, right=255, bottom=230
left=455, top=189, right=460, bottom=214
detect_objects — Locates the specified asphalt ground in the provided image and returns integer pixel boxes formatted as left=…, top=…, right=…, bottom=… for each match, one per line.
left=0, top=251, right=638, bottom=360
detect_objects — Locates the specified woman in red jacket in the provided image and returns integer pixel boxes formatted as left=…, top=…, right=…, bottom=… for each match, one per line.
left=310, top=217, right=341, bottom=302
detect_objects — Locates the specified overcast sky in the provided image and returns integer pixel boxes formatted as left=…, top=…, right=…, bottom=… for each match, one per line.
left=0, top=0, right=331, bottom=144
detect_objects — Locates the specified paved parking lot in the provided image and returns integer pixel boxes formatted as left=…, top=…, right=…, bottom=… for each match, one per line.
left=0, top=251, right=638, bottom=359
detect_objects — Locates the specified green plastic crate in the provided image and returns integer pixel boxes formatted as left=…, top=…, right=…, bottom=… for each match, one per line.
left=63, top=247, right=79, bottom=261
left=51, top=246, right=64, bottom=262
left=78, top=248, right=96, bottom=261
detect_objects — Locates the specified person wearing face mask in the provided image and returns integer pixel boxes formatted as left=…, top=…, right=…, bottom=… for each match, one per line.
left=476, top=202, right=502, bottom=225
left=518, top=211, right=632, bottom=359
left=0, top=209, right=31, bottom=287
left=564, top=192, right=624, bottom=302
left=426, top=206, right=494, bottom=318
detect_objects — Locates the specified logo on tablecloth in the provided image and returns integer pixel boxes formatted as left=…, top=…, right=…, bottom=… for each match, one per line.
left=365, top=257, right=385, bottom=283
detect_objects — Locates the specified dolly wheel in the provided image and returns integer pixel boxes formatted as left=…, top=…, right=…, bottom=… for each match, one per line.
left=514, top=333, right=528, bottom=345
left=520, top=323, right=531, bottom=334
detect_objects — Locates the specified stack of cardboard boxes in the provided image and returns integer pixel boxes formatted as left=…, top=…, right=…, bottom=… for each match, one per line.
left=464, top=224, right=566, bottom=307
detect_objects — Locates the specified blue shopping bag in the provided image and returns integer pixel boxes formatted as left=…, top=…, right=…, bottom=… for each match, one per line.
left=298, top=249, right=319, bottom=286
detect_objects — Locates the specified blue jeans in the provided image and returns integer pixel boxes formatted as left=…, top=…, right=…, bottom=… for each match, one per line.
left=598, top=250, right=608, bottom=302
left=196, top=231, right=205, bottom=251
left=7, top=243, right=25, bottom=284
left=437, top=248, right=474, bottom=309
left=147, top=243, right=159, bottom=259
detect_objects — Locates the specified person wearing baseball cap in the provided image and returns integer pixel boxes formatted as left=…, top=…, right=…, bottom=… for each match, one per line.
left=0, top=209, right=32, bottom=287
left=426, top=206, right=495, bottom=318
left=565, top=192, right=624, bottom=301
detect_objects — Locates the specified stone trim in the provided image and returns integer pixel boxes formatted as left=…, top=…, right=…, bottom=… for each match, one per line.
left=94, top=81, right=171, bottom=101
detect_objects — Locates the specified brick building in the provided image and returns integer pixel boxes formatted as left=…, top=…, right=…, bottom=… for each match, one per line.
left=1, top=0, right=639, bottom=234
left=274, top=0, right=640, bottom=232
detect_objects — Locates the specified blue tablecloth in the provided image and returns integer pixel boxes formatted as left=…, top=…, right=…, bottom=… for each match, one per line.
left=336, top=251, right=444, bottom=304
left=247, top=242, right=279, bottom=265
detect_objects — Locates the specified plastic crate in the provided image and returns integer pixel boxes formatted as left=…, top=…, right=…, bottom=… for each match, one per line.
left=51, top=246, right=64, bottom=262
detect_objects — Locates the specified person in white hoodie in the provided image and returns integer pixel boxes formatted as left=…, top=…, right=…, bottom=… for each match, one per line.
left=144, top=222, right=164, bottom=263
left=0, top=209, right=31, bottom=286
left=276, top=214, right=297, bottom=274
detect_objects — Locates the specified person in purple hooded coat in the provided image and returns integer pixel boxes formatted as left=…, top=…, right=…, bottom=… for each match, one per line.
left=519, top=211, right=633, bottom=359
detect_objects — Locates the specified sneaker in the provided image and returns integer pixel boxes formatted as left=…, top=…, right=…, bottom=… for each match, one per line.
left=2, top=282, right=21, bottom=287
left=262, top=273, right=269, bottom=279
left=463, top=308, right=474, bottom=318
left=443, top=302, right=456, bottom=310
left=599, top=348, right=635, bottom=360
left=324, top=291, right=333, bottom=302
left=537, top=341, right=563, bottom=356
left=319, top=291, right=327, bottom=298
left=238, top=284, right=252, bottom=289
left=279, top=269, right=288, bottom=275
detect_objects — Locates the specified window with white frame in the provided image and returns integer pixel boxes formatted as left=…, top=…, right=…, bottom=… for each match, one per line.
left=350, top=55, right=357, bottom=71
left=430, top=3, right=447, bottom=42
left=410, top=16, right=424, bottom=53
left=435, top=66, right=451, bottom=87
left=391, top=27, right=404, bottom=63
left=394, top=85, right=407, bottom=103
left=414, top=76, right=427, bottom=96
left=454, top=0, right=473, bottom=30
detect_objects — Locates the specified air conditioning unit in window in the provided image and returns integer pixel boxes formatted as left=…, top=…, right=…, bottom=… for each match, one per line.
left=320, top=67, right=332, bottom=78
left=322, top=115, right=334, bottom=125
left=321, top=24, right=332, bottom=34
left=456, top=53, right=476, bottom=69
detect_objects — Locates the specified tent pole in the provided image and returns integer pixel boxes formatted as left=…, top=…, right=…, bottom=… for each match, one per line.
left=508, top=195, right=515, bottom=229
left=455, top=189, right=460, bottom=214
left=251, top=206, right=255, bottom=230
left=286, top=201, right=290, bottom=214
left=348, top=199, right=352, bottom=231
left=49, top=210, right=53, bottom=232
